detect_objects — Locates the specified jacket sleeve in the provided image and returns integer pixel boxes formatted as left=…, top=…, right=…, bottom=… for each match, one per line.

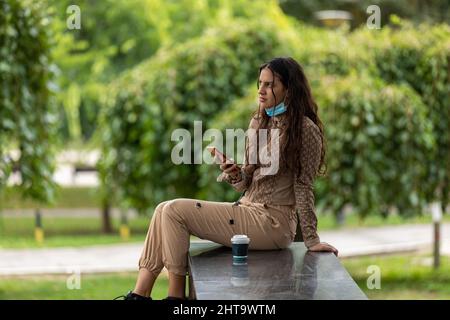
left=216, top=116, right=259, bottom=192
left=217, top=167, right=252, bottom=192
left=293, top=122, right=322, bottom=248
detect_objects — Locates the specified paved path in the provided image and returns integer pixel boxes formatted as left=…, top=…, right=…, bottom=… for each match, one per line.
left=0, top=223, right=449, bottom=276
left=319, top=223, right=450, bottom=257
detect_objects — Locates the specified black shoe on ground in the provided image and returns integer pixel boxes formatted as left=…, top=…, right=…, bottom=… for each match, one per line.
left=114, top=290, right=152, bottom=301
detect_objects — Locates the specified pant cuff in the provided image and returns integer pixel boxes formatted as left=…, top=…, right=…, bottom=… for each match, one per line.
left=164, top=262, right=188, bottom=276
left=138, top=258, right=164, bottom=277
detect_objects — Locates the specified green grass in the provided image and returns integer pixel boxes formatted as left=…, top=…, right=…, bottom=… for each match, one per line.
left=0, top=216, right=201, bottom=248
left=317, top=210, right=450, bottom=230
left=0, top=234, right=148, bottom=249
left=342, top=254, right=450, bottom=299
left=0, top=187, right=102, bottom=209
left=0, top=215, right=151, bottom=235
left=0, top=272, right=169, bottom=300
left=0, top=216, right=149, bottom=248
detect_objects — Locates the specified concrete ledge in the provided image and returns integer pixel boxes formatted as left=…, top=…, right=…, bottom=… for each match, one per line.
left=188, top=242, right=368, bottom=300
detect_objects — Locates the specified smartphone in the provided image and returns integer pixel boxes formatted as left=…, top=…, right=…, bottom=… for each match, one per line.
left=206, top=146, right=234, bottom=166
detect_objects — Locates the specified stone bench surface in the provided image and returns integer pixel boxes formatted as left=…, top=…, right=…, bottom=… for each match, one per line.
left=188, top=242, right=368, bottom=300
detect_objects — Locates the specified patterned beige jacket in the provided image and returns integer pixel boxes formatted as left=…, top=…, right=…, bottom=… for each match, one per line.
left=217, top=113, right=322, bottom=248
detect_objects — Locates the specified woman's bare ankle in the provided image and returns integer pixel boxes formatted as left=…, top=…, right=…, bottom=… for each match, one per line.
left=132, top=288, right=149, bottom=297
left=168, top=272, right=187, bottom=299
left=133, top=268, right=158, bottom=297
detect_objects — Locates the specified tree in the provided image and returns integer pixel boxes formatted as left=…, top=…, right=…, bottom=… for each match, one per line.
left=0, top=0, right=57, bottom=205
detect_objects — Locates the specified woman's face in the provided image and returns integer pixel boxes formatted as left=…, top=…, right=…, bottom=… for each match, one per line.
left=258, top=67, right=287, bottom=110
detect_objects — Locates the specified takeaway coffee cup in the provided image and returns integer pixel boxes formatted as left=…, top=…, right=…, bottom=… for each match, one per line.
left=231, top=235, right=250, bottom=262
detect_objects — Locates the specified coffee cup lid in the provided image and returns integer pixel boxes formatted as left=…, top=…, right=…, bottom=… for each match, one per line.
left=231, top=234, right=250, bottom=244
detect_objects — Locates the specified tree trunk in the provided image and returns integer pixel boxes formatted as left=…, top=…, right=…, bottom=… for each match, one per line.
left=335, top=208, right=345, bottom=227
left=101, top=199, right=113, bottom=234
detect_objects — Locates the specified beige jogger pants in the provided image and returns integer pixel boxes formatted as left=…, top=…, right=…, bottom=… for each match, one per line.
left=138, top=197, right=298, bottom=276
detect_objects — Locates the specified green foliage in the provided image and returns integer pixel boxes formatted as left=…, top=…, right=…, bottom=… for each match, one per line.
left=362, top=21, right=450, bottom=207
left=1, top=0, right=447, bottom=222
left=49, top=0, right=291, bottom=145
left=316, top=74, right=435, bottom=218
left=49, top=0, right=165, bottom=143
left=99, top=6, right=450, bottom=219
left=0, top=0, right=57, bottom=204
left=100, top=11, right=292, bottom=212
left=203, top=20, right=450, bottom=219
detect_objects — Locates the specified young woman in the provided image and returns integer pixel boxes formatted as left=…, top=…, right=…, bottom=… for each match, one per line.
left=116, top=57, right=338, bottom=300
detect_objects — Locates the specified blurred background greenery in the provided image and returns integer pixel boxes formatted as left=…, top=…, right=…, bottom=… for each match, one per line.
left=0, top=0, right=449, bottom=300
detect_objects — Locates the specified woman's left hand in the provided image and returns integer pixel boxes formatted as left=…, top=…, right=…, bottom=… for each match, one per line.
left=308, top=242, right=339, bottom=257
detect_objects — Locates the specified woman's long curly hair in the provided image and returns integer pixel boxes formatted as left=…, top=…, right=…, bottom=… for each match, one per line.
left=250, top=57, right=327, bottom=177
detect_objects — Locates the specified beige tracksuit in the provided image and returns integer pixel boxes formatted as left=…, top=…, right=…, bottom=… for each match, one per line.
left=138, top=114, right=322, bottom=276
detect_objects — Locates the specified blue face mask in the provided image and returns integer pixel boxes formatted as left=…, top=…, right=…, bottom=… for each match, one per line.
left=265, top=101, right=287, bottom=117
